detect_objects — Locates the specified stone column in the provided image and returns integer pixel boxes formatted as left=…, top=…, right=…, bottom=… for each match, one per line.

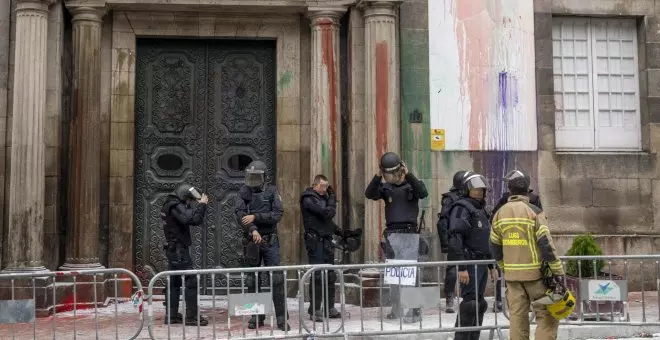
left=61, top=3, right=105, bottom=270
left=3, top=0, right=53, bottom=272
left=308, top=7, right=346, bottom=221
left=363, top=0, right=402, bottom=262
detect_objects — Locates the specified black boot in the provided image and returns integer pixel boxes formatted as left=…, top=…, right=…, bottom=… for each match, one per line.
left=164, top=312, right=183, bottom=324
left=248, top=315, right=265, bottom=329
left=328, top=307, right=342, bottom=319
left=185, top=314, right=209, bottom=326
left=404, top=308, right=421, bottom=323
left=277, top=316, right=290, bottom=331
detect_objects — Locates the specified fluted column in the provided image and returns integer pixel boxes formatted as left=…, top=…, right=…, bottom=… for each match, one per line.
left=61, top=4, right=106, bottom=270
left=308, top=7, right=346, bottom=222
left=3, top=0, right=53, bottom=272
left=363, top=0, right=402, bottom=262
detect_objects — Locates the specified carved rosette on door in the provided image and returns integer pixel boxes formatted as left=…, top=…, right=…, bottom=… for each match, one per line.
left=134, top=39, right=277, bottom=292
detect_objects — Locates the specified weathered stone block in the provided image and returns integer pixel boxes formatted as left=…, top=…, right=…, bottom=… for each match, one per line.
left=551, top=0, right=653, bottom=16
left=647, top=69, right=660, bottom=96
left=110, top=94, right=135, bottom=123
left=113, top=12, right=133, bottom=33
left=582, top=206, right=653, bottom=234
left=538, top=123, right=555, bottom=151
left=276, top=151, right=300, bottom=183
left=110, top=122, right=134, bottom=151
left=645, top=15, right=660, bottom=43
left=109, top=149, right=133, bottom=177
left=400, top=1, right=427, bottom=29
left=536, top=94, right=555, bottom=125
left=538, top=177, right=562, bottom=207
left=109, top=177, right=132, bottom=205
left=44, top=116, right=59, bottom=148
left=277, top=124, right=300, bottom=152
left=559, top=178, right=593, bottom=206
left=112, top=70, right=134, bottom=96
left=277, top=96, right=299, bottom=125
left=536, top=67, right=554, bottom=96
left=112, top=31, right=135, bottom=50
left=110, top=204, right=133, bottom=234
left=557, top=154, right=641, bottom=179
left=592, top=178, right=644, bottom=207
left=112, top=48, right=135, bottom=73
left=45, top=176, right=58, bottom=206
left=174, top=13, right=200, bottom=36
left=534, top=0, right=552, bottom=13
left=646, top=43, right=660, bottom=69
left=45, top=146, right=58, bottom=177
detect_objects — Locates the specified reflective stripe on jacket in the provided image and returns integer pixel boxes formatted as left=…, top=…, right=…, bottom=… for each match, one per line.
left=489, top=195, right=564, bottom=281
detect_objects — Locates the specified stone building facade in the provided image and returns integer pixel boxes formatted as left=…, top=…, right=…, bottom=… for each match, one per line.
left=0, top=0, right=659, bottom=298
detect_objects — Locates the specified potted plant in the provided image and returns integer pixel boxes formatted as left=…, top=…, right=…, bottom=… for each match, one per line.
left=563, top=234, right=624, bottom=320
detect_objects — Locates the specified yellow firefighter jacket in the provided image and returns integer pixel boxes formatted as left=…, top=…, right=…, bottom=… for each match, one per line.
left=489, top=195, right=564, bottom=281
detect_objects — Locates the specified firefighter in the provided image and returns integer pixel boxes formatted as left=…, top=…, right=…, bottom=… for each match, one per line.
left=489, top=172, right=564, bottom=340
left=490, top=169, right=544, bottom=312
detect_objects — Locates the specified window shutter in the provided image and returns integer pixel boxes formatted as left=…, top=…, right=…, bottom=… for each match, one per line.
left=591, top=18, right=641, bottom=150
left=553, top=17, right=595, bottom=150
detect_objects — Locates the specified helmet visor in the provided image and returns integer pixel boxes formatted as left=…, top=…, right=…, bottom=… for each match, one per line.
left=245, top=173, right=264, bottom=187
left=504, top=170, right=525, bottom=181
left=188, top=187, right=202, bottom=200
left=465, top=175, right=489, bottom=191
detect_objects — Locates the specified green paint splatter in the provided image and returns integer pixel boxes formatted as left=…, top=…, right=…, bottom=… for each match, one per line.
left=278, top=71, right=292, bottom=95
left=321, top=142, right=331, bottom=176
left=399, top=26, right=432, bottom=204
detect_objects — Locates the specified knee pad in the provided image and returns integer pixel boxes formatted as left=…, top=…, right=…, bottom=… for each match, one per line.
left=245, top=274, right=256, bottom=288
left=327, top=270, right=337, bottom=284
left=184, top=275, right=198, bottom=290
left=271, top=272, right=284, bottom=287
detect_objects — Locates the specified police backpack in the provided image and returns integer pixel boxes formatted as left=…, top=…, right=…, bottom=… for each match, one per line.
left=437, top=191, right=460, bottom=253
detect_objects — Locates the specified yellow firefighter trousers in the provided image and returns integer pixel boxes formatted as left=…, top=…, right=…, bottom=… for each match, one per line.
left=506, top=280, right=559, bottom=340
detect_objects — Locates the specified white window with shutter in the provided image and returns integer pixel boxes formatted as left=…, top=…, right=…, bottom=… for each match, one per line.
left=552, top=17, right=641, bottom=151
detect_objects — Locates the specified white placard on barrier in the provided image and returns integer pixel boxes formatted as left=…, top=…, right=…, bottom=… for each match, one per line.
left=384, top=259, right=418, bottom=286
left=234, top=303, right=266, bottom=316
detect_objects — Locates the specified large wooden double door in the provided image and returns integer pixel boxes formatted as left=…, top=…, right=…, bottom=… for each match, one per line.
left=133, top=38, right=276, bottom=290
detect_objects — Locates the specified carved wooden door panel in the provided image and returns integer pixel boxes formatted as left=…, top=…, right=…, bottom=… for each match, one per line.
left=134, top=39, right=277, bottom=290
left=204, top=40, right=277, bottom=290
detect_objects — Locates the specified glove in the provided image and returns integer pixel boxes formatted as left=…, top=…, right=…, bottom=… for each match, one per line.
left=327, top=185, right=335, bottom=196
left=553, top=275, right=566, bottom=294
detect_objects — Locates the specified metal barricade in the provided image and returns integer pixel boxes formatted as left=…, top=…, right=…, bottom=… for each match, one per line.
left=300, top=260, right=507, bottom=339
left=146, top=265, right=314, bottom=340
left=501, top=254, right=660, bottom=331
left=0, top=268, right=144, bottom=340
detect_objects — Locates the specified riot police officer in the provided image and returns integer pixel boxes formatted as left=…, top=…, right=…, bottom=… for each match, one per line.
left=447, top=174, right=498, bottom=340
left=162, top=183, right=209, bottom=326
left=437, top=170, right=473, bottom=313
left=234, top=160, right=289, bottom=331
left=300, top=174, right=342, bottom=321
left=491, top=169, right=543, bottom=312
left=365, top=152, right=428, bottom=323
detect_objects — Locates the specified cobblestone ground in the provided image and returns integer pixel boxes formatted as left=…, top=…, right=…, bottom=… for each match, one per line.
left=0, top=292, right=658, bottom=339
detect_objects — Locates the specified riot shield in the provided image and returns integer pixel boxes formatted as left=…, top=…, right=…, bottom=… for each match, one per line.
left=382, top=232, right=422, bottom=322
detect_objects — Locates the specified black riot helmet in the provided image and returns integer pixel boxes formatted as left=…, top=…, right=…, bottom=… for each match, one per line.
left=452, top=170, right=474, bottom=190
left=462, top=173, right=489, bottom=196
left=379, top=152, right=403, bottom=174
left=175, top=183, right=202, bottom=201
left=504, top=169, right=531, bottom=194
left=244, top=160, right=268, bottom=189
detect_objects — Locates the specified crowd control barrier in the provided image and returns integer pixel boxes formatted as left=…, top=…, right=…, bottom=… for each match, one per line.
left=0, top=268, right=144, bottom=340
left=146, top=265, right=314, bottom=340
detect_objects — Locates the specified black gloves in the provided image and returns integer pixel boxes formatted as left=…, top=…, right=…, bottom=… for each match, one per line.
left=327, top=185, right=335, bottom=196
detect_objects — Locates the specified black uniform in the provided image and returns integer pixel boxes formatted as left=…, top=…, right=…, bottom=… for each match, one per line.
left=447, top=197, right=493, bottom=340
left=365, top=172, right=428, bottom=320
left=234, top=184, right=288, bottom=328
left=161, top=194, right=207, bottom=322
left=300, top=187, right=341, bottom=319
left=437, top=189, right=462, bottom=301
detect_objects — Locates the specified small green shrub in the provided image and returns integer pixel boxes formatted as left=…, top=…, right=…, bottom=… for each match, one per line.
left=565, top=234, right=605, bottom=277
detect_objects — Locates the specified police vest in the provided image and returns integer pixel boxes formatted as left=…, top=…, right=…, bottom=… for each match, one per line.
left=242, top=185, right=277, bottom=234
left=450, top=199, right=491, bottom=257
left=437, top=191, right=461, bottom=252
left=382, top=182, right=419, bottom=227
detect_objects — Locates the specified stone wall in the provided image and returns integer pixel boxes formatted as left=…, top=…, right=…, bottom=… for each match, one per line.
left=397, top=0, right=660, bottom=279
left=0, top=0, right=10, bottom=269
